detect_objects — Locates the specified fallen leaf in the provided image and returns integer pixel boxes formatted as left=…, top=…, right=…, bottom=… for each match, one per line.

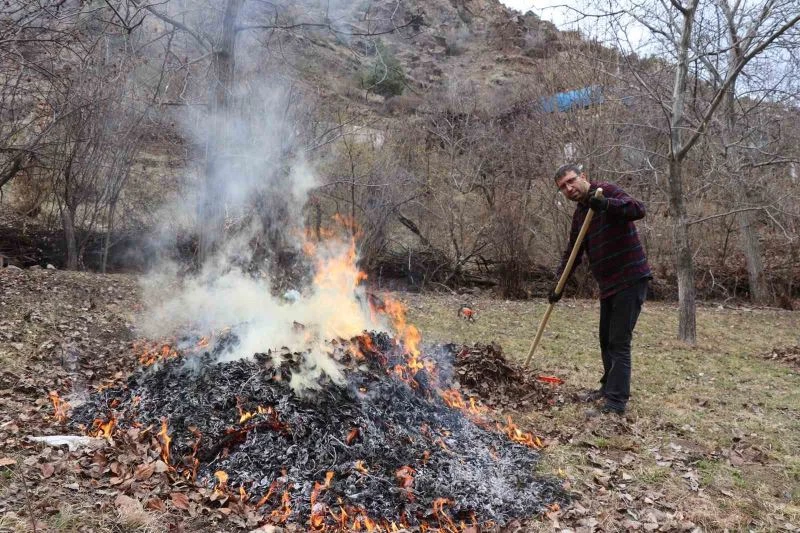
left=0, top=457, right=16, bottom=467
left=171, top=492, right=190, bottom=510
left=134, top=462, right=155, bottom=480
left=146, top=498, right=166, bottom=512
left=40, top=462, right=55, bottom=478
left=115, top=494, right=143, bottom=515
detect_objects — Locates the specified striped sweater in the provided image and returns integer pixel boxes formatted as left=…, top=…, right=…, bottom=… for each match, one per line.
left=557, top=181, right=652, bottom=299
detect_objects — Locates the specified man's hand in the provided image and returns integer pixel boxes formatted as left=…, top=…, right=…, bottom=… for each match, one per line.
left=547, top=290, right=562, bottom=304
left=588, top=194, right=608, bottom=212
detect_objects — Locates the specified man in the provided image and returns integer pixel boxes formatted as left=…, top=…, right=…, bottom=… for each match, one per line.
left=549, top=164, right=651, bottom=416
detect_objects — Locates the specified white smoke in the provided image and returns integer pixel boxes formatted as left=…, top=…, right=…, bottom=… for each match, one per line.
left=137, top=3, right=395, bottom=392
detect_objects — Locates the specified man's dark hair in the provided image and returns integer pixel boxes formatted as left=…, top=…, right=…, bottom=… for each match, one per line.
left=554, top=163, right=584, bottom=182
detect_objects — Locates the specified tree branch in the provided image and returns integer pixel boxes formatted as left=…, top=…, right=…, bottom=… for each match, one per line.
left=130, top=0, right=211, bottom=51
left=678, top=11, right=800, bottom=159
left=687, top=205, right=766, bottom=226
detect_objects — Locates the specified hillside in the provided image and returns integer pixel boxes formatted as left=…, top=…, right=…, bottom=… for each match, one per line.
left=1, top=0, right=798, bottom=306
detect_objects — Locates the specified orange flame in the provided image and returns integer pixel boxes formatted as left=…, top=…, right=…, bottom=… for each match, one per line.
left=136, top=340, right=179, bottom=367
left=432, top=498, right=458, bottom=531
left=48, top=391, right=70, bottom=423
left=181, top=426, right=201, bottom=481
left=89, top=414, right=116, bottom=438
left=158, top=418, right=172, bottom=463
left=270, top=488, right=293, bottom=523
left=350, top=332, right=377, bottom=360
left=346, top=427, right=360, bottom=445
left=439, top=390, right=488, bottom=423
left=498, top=416, right=542, bottom=448
left=255, top=478, right=280, bottom=509
left=395, top=465, right=415, bottom=502
left=354, top=460, right=369, bottom=474
left=238, top=404, right=272, bottom=425
left=440, top=389, right=466, bottom=409
left=309, top=471, right=334, bottom=529
left=381, top=298, right=423, bottom=373
left=312, top=236, right=367, bottom=290
left=213, top=470, right=229, bottom=494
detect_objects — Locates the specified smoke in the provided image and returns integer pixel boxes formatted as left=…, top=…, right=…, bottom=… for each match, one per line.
left=137, top=2, right=394, bottom=393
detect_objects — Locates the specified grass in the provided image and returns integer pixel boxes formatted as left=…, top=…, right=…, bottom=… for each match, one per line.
left=400, top=291, right=800, bottom=530
left=3, top=272, right=798, bottom=531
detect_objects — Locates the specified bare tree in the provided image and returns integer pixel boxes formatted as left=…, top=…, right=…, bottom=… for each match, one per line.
left=588, top=0, right=800, bottom=342
left=124, top=0, right=421, bottom=263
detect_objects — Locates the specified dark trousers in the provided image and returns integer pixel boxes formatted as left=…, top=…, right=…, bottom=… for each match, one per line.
left=598, top=278, right=648, bottom=410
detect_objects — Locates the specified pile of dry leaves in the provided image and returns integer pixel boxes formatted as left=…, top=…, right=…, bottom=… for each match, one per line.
left=762, top=345, right=800, bottom=372
left=449, top=342, right=567, bottom=410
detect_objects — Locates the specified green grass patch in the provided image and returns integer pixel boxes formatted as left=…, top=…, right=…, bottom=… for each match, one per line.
left=399, top=292, right=800, bottom=529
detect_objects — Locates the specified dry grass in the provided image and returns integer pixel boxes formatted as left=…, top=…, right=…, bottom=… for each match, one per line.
left=400, top=292, right=800, bottom=531
left=2, top=270, right=798, bottom=531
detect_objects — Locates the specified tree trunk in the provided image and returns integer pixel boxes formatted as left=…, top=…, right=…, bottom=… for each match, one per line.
left=102, top=199, right=117, bottom=274
left=718, top=24, right=770, bottom=305
left=199, top=0, right=244, bottom=262
left=668, top=157, right=696, bottom=343
left=666, top=0, right=698, bottom=343
left=62, top=207, right=79, bottom=270
left=737, top=207, right=768, bottom=302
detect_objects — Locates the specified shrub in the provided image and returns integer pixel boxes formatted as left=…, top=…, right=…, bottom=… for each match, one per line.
left=361, top=41, right=406, bottom=98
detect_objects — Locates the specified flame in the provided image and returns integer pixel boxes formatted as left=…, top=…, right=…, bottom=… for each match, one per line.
left=182, top=426, right=201, bottom=481
left=536, top=375, right=564, bottom=385
left=498, top=416, right=542, bottom=448
left=354, top=460, right=369, bottom=474
left=48, top=391, right=70, bottom=423
left=432, top=498, right=458, bottom=532
left=468, top=397, right=486, bottom=416
left=346, top=427, right=360, bottom=445
left=440, top=389, right=466, bottom=409
left=381, top=298, right=423, bottom=373
left=337, top=507, right=349, bottom=530
left=270, top=488, right=293, bottom=523
left=350, top=332, right=377, bottom=360
left=395, top=465, right=415, bottom=501
left=89, top=414, right=116, bottom=438
left=239, top=404, right=271, bottom=425
left=136, top=340, right=179, bottom=367
left=439, top=390, right=488, bottom=423
left=309, top=471, right=334, bottom=529
left=307, top=235, right=375, bottom=341
left=213, top=470, right=229, bottom=495
left=255, top=478, right=280, bottom=509
left=158, top=418, right=172, bottom=463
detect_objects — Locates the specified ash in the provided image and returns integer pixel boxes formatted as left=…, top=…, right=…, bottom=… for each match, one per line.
left=74, top=332, right=567, bottom=528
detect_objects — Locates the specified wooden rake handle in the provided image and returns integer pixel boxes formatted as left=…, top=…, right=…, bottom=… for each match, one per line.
left=523, top=187, right=603, bottom=368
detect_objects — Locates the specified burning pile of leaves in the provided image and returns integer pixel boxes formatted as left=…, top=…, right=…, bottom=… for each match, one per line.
left=449, top=343, right=566, bottom=410
left=72, top=331, right=567, bottom=531
left=762, top=345, right=800, bottom=372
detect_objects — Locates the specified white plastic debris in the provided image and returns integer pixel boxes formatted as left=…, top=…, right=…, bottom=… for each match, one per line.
left=28, top=435, right=105, bottom=451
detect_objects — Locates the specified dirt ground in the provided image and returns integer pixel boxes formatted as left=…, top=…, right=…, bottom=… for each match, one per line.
left=1, top=268, right=799, bottom=532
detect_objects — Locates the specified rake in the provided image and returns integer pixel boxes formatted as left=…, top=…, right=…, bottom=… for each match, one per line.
left=524, top=188, right=604, bottom=368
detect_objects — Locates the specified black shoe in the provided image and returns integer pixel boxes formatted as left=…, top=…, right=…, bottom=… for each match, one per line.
left=580, top=389, right=605, bottom=403
left=601, top=403, right=625, bottom=415
left=585, top=403, right=625, bottom=418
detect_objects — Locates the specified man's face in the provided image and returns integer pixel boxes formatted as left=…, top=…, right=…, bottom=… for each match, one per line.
left=556, top=171, right=590, bottom=202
